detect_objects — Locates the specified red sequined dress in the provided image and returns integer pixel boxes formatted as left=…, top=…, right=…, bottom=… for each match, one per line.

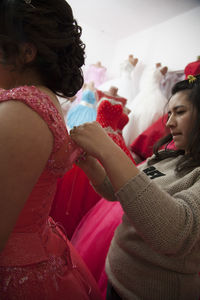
left=0, top=86, right=102, bottom=300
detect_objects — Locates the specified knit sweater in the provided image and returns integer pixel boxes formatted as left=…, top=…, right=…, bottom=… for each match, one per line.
left=95, top=155, right=200, bottom=300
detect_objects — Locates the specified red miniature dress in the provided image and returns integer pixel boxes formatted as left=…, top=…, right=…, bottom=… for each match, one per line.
left=117, top=110, right=129, bottom=136
left=96, top=98, right=135, bottom=162
left=0, top=86, right=102, bottom=300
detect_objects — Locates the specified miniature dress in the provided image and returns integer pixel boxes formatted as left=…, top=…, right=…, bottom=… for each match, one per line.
left=84, top=64, right=107, bottom=88
left=0, top=86, right=102, bottom=300
left=66, top=89, right=97, bottom=130
left=71, top=64, right=107, bottom=110
left=123, top=67, right=168, bottom=147
left=98, top=59, right=136, bottom=107
left=96, top=98, right=134, bottom=162
left=117, top=110, right=129, bottom=136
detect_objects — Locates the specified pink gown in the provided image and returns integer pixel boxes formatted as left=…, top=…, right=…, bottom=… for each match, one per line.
left=71, top=100, right=135, bottom=299
left=84, top=65, right=107, bottom=88
left=0, top=86, right=102, bottom=300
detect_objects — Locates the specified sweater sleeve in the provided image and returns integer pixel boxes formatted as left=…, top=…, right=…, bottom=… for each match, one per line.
left=91, top=176, right=117, bottom=201
left=116, top=171, right=200, bottom=256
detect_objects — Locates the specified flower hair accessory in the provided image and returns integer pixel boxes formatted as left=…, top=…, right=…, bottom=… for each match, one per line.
left=187, top=74, right=197, bottom=84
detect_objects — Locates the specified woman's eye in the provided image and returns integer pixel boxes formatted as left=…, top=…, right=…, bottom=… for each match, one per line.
left=176, top=110, right=185, bottom=115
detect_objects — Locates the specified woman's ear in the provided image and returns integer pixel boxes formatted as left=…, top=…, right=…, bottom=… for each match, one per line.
left=20, top=43, right=37, bottom=64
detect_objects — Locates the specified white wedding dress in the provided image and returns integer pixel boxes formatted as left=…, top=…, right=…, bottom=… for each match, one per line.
left=123, top=67, right=168, bottom=147
left=98, top=59, right=141, bottom=107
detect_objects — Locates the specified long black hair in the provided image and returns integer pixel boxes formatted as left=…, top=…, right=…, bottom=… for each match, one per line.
left=148, top=74, right=200, bottom=175
left=0, top=0, right=85, bottom=98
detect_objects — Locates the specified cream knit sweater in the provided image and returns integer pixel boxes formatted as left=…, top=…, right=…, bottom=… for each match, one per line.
left=95, top=155, right=200, bottom=299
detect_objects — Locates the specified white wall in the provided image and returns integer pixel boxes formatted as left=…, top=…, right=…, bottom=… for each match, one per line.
left=80, top=23, right=117, bottom=80
left=110, top=6, right=200, bottom=75
left=78, top=6, right=200, bottom=79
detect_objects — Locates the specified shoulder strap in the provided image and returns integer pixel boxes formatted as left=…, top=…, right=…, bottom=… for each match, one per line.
left=0, top=86, right=68, bottom=153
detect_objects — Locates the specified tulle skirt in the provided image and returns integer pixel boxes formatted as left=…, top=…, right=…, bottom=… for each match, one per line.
left=67, top=104, right=97, bottom=130
left=71, top=198, right=124, bottom=299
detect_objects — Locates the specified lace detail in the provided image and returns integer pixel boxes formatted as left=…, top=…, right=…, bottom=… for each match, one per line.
left=1, top=255, right=69, bottom=294
left=0, top=86, right=82, bottom=176
left=0, top=86, right=99, bottom=299
left=0, top=86, right=66, bottom=152
left=0, top=254, right=92, bottom=299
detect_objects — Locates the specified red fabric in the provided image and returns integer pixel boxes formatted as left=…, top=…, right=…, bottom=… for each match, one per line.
left=96, top=99, right=123, bottom=130
left=117, top=112, right=129, bottom=132
left=97, top=99, right=135, bottom=163
left=50, top=97, right=127, bottom=241
left=184, top=59, right=200, bottom=79
left=0, top=86, right=102, bottom=300
left=130, top=114, right=169, bottom=161
left=50, top=165, right=101, bottom=240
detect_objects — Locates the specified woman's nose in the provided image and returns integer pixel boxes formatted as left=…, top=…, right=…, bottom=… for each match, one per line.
left=166, top=114, right=176, bottom=128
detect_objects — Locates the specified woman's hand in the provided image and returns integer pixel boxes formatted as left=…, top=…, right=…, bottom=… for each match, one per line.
left=70, top=121, right=139, bottom=192
left=70, top=121, right=117, bottom=162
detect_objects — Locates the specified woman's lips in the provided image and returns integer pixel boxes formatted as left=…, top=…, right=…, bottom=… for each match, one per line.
left=172, top=132, right=181, bottom=136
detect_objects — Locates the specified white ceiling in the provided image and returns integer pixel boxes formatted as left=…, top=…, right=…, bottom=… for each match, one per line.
left=67, top=0, right=200, bottom=39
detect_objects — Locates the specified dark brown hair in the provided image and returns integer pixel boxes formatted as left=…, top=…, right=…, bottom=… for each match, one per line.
left=0, top=0, right=85, bottom=98
left=149, top=74, right=200, bottom=175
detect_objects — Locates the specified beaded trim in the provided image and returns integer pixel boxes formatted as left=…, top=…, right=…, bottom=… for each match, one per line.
left=79, top=100, right=96, bottom=109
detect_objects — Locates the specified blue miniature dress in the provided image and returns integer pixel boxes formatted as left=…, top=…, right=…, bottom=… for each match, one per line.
left=66, top=89, right=97, bottom=130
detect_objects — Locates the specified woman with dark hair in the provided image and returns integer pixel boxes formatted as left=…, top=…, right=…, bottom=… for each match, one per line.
left=70, top=74, right=200, bottom=299
left=0, top=0, right=102, bottom=299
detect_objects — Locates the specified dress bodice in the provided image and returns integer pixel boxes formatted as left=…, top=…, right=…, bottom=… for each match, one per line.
left=84, top=65, right=107, bottom=88
left=0, top=86, right=82, bottom=266
left=81, top=89, right=96, bottom=105
left=140, top=67, right=163, bottom=91
left=117, top=112, right=129, bottom=132
left=96, top=98, right=123, bottom=131
left=119, top=60, right=135, bottom=79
